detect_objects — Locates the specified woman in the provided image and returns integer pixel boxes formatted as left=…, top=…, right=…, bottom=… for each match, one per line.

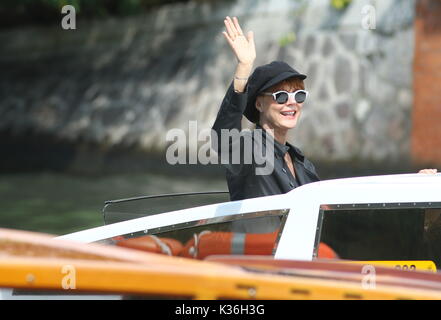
left=208, top=16, right=436, bottom=250
left=212, top=16, right=437, bottom=202
left=212, top=16, right=320, bottom=201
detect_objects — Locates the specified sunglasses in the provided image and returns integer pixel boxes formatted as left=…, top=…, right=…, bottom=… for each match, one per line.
left=261, top=90, right=309, bottom=104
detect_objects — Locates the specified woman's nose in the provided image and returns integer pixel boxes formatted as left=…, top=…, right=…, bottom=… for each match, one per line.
left=287, top=94, right=299, bottom=106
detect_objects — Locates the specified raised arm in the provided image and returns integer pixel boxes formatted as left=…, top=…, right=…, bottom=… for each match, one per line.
left=211, top=17, right=256, bottom=175
left=213, top=16, right=256, bottom=135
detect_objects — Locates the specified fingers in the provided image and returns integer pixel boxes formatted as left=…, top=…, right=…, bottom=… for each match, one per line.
left=418, top=169, right=438, bottom=174
left=222, top=31, right=234, bottom=48
left=224, top=16, right=238, bottom=39
left=224, top=16, right=244, bottom=40
left=232, top=17, right=244, bottom=36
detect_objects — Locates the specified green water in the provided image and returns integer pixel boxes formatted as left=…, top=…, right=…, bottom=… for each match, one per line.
left=0, top=172, right=227, bottom=236
left=0, top=164, right=417, bottom=236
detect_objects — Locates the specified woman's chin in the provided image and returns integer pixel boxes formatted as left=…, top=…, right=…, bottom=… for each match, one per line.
left=279, top=118, right=298, bottom=129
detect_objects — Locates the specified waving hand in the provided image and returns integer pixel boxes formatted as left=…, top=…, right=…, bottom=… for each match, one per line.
left=222, top=16, right=256, bottom=65
left=222, top=16, right=255, bottom=92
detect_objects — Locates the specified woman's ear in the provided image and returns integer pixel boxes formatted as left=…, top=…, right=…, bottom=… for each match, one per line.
left=255, top=97, right=263, bottom=112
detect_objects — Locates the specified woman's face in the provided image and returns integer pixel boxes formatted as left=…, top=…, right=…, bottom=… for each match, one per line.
left=256, top=85, right=304, bottom=131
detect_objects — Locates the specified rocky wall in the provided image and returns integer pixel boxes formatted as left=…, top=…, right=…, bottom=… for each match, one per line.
left=0, top=0, right=417, bottom=168
left=412, top=0, right=441, bottom=166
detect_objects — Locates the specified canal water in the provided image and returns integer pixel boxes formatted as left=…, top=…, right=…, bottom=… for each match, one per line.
left=0, top=172, right=227, bottom=235
left=0, top=160, right=418, bottom=236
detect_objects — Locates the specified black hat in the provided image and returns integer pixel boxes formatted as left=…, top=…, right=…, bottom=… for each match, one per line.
left=244, top=61, right=307, bottom=123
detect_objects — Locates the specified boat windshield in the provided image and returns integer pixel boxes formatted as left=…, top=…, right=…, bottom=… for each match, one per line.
left=102, top=191, right=230, bottom=225
left=99, top=203, right=289, bottom=260
left=315, top=203, right=441, bottom=270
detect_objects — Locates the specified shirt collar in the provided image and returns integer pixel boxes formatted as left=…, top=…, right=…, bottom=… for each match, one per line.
left=255, top=124, right=305, bottom=162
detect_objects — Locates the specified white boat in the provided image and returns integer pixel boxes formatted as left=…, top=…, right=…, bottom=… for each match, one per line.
left=1, top=173, right=441, bottom=299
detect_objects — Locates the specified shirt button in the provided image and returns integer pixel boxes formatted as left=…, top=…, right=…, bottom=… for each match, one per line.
left=289, top=182, right=295, bottom=188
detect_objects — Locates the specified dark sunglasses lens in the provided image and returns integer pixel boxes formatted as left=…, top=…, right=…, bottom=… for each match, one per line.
left=295, top=91, right=307, bottom=103
left=275, top=92, right=289, bottom=104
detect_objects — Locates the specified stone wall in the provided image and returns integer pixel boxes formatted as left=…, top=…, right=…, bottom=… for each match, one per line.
left=283, top=0, right=416, bottom=163
left=0, top=0, right=422, bottom=169
left=412, top=0, right=441, bottom=166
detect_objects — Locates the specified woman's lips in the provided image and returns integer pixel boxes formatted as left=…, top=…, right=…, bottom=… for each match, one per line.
left=280, top=110, right=297, bottom=118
